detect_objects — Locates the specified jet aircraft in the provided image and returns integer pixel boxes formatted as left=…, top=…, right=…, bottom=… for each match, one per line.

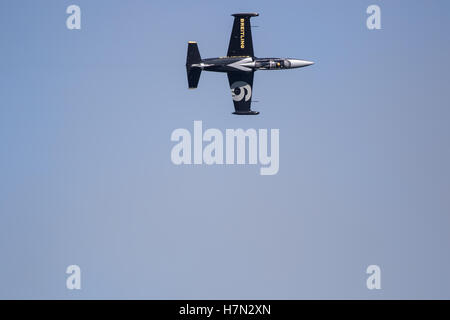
left=186, top=13, right=314, bottom=115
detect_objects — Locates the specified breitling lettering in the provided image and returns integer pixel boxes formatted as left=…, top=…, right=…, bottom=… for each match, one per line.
left=240, top=18, right=245, bottom=48
left=171, top=121, right=279, bottom=175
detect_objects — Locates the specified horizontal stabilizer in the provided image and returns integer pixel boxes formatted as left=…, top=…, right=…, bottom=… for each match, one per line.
left=186, top=41, right=201, bottom=66
left=186, top=66, right=201, bottom=89
left=186, top=41, right=202, bottom=89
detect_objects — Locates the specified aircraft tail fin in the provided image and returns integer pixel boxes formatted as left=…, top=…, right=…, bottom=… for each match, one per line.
left=186, top=41, right=202, bottom=89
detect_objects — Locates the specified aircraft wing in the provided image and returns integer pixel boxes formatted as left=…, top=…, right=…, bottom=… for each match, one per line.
left=227, top=71, right=258, bottom=115
left=227, top=13, right=258, bottom=57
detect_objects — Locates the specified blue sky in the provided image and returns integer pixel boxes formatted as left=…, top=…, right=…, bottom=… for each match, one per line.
left=1, top=0, right=450, bottom=299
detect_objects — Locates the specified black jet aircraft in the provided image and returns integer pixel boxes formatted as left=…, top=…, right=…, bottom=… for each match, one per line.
left=186, top=13, right=314, bottom=115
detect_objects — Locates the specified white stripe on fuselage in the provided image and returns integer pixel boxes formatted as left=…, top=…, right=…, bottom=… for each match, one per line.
left=191, top=63, right=213, bottom=68
left=227, top=57, right=255, bottom=72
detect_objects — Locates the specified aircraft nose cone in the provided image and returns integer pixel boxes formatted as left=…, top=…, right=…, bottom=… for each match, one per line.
left=288, top=59, right=314, bottom=68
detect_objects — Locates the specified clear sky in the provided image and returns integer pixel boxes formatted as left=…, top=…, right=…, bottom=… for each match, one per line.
left=1, top=0, right=450, bottom=299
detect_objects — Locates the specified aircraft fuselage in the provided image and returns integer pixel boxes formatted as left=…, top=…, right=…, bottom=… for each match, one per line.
left=193, top=57, right=314, bottom=73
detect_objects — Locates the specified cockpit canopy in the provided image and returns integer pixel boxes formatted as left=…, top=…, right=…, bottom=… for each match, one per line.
left=256, top=58, right=292, bottom=69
